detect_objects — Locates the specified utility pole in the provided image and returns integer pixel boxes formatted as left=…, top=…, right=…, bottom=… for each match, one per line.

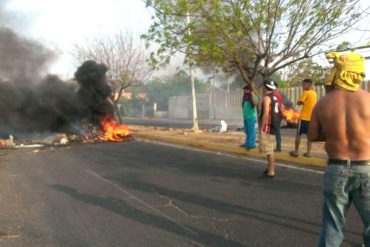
left=226, top=71, right=230, bottom=94
left=186, top=10, right=200, bottom=132
left=212, top=66, right=216, bottom=120
left=226, top=71, right=230, bottom=108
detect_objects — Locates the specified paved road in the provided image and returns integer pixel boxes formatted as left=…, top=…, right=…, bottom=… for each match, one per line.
left=0, top=140, right=363, bottom=246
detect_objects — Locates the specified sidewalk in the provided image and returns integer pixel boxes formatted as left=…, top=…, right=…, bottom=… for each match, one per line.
left=130, top=124, right=328, bottom=169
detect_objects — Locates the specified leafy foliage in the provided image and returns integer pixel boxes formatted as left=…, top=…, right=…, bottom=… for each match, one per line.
left=285, top=58, right=328, bottom=86
left=143, top=0, right=367, bottom=89
left=127, top=70, right=209, bottom=111
left=220, top=71, right=282, bottom=90
left=71, top=30, right=151, bottom=122
left=336, top=41, right=352, bottom=51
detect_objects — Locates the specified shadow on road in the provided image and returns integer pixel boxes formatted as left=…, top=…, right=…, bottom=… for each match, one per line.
left=109, top=176, right=323, bottom=237
left=50, top=184, right=248, bottom=247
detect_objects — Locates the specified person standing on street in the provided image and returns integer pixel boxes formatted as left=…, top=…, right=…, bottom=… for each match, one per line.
left=240, top=84, right=259, bottom=150
left=259, top=79, right=280, bottom=178
left=289, top=79, right=317, bottom=157
left=308, top=51, right=370, bottom=247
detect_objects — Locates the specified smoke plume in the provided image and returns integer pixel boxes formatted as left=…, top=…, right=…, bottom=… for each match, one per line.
left=0, top=27, right=55, bottom=83
left=75, top=60, right=114, bottom=126
left=0, top=4, right=114, bottom=137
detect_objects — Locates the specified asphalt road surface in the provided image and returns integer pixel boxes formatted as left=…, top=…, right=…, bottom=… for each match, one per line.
left=0, top=140, right=363, bottom=247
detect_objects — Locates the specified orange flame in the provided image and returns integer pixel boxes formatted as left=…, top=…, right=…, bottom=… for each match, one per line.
left=282, top=108, right=300, bottom=123
left=99, top=116, right=131, bottom=142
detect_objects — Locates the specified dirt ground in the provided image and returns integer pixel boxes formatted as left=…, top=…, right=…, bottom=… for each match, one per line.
left=129, top=125, right=327, bottom=160
left=131, top=125, right=245, bottom=145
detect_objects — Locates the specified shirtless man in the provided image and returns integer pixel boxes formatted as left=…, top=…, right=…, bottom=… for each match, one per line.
left=308, top=51, right=370, bottom=247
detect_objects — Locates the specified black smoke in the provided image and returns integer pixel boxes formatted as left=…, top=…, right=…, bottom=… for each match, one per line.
left=0, top=1, right=115, bottom=137
left=0, top=27, right=77, bottom=135
left=0, top=27, right=54, bottom=84
left=0, top=74, right=81, bottom=134
left=74, top=60, right=114, bottom=126
left=0, top=28, right=114, bottom=136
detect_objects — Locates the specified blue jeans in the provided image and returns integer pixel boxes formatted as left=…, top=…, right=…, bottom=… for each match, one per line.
left=243, top=118, right=256, bottom=148
left=318, top=164, right=370, bottom=247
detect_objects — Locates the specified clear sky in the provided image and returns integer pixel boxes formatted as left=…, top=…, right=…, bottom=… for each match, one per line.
left=4, top=0, right=370, bottom=80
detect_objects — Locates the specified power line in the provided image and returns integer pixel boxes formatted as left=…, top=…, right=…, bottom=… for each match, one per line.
left=323, top=45, right=370, bottom=61
left=336, top=44, right=370, bottom=52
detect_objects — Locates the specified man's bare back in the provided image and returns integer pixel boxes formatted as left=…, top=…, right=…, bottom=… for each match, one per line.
left=308, top=88, right=370, bottom=160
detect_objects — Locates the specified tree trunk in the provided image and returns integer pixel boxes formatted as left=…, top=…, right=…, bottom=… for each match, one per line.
left=190, top=65, right=200, bottom=132
left=186, top=9, right=200, bottom=132
left=113, top=102, right=123, bottom=124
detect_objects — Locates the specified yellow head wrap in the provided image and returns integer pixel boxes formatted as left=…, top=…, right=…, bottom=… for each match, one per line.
left=325, top=51, right=366, bottom=91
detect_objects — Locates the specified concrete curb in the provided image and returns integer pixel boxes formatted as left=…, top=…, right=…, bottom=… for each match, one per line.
left=134, top=132, right=327, bottom=168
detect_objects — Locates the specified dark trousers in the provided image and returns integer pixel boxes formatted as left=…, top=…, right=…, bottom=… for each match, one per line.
left=275, top=119, right=282, bottom=150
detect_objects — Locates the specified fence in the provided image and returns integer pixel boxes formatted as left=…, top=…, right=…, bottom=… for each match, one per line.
left=168, top=81, right=370, bottom=120
left=280, top=80, right=370, bottom=106
left=168, top=89, right=245, bottom=120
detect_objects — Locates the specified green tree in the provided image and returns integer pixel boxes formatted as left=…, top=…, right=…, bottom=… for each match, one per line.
left=336, top=41, right=352, bottom=51
left=71, top=30, right=151, bottom=123
left=120, top=92, right=147, bottom=116
left=285, top=58, right=328, bottom=86
left=143, top=0, right=367, bottom=90
left=221, top=72, right=282, bottom=90
left=127, top=71, right=208, bottom=112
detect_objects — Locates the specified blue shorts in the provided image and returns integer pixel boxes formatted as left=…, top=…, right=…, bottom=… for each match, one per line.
left=297, top=120, right=309, bottom=135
